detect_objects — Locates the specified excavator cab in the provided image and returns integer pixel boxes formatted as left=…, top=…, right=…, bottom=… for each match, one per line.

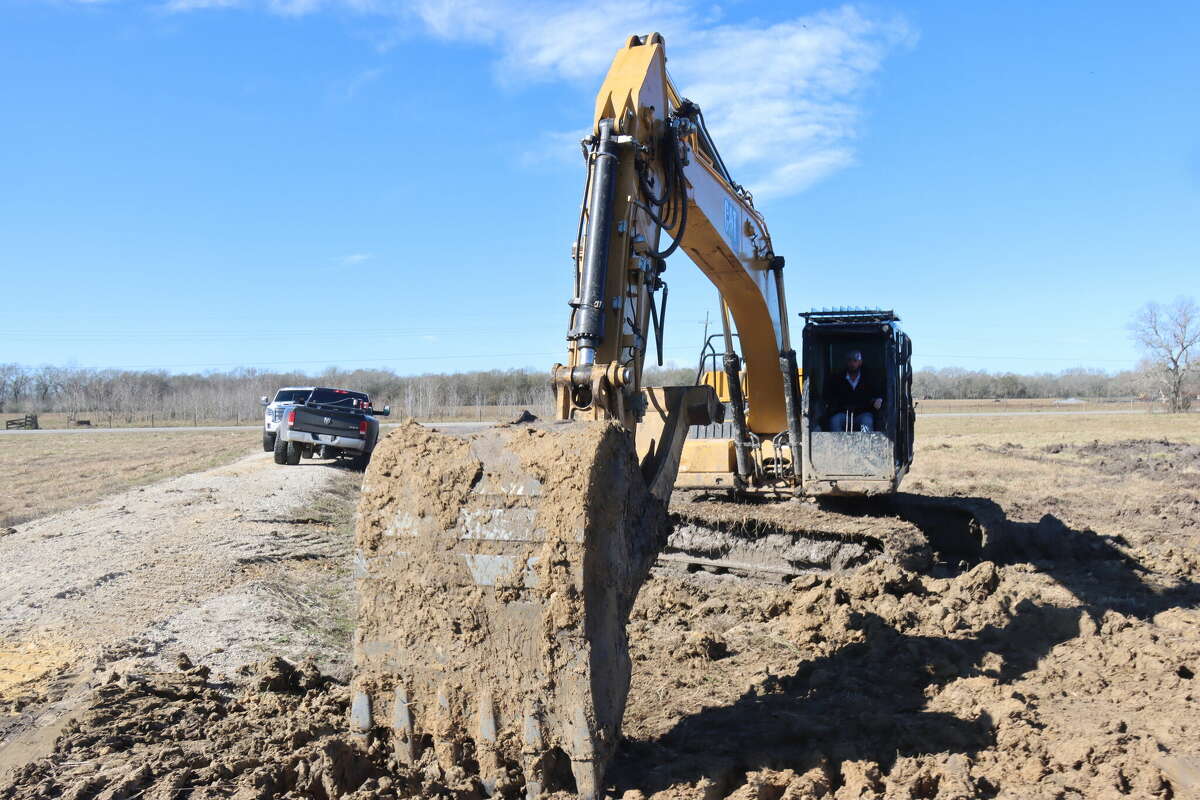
left=799, top=309, right=914, bottom=494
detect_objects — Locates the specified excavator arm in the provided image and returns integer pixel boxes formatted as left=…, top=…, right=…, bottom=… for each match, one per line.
left=552, top=33, right=801, bottom=489
left=553, top=34, right=795, bottom=430
left=351, top=34, right=800, bottom=799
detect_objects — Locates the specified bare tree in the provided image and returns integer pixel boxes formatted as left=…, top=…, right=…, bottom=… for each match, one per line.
left=1130, top=296, right=1200, bottom=412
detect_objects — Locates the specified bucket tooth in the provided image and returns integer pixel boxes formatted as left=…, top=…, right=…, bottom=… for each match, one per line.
left=571, top=759, right=602, bottom=800
left=476, top=690, right=503, bottom=794
left=431, top=683, right=459, bottom=769
left=390, top=686, right=417, bottom=764
left=522, top=705, right=545, bottom=798
left=354, top=420, right=673, bottom=795
left=523, top=767, right=543, bottom=799
left=349, top=690, right=372, bottom=739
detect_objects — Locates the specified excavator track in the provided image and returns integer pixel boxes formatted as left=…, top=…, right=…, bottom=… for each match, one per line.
left=659, top=493, right=1001, bottom=582
left=351, top=420, right=669, bottom=798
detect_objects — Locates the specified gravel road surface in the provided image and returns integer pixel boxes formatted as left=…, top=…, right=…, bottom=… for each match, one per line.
left=0, top=452, right=354, bottom=775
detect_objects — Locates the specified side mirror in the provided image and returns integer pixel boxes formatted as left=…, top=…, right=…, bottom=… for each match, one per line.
left=377, top=405, right=391, bottom=417
left=260, top=396, right=269, bottom=406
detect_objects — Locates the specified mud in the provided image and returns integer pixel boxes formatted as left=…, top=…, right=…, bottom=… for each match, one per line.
left=618, top=555, right=1200, bottom=799
left=1, top=657, right=390, bottom=800
left=611, top=435, right=1200, bottom=799
left=352, top=420, right=669, bottom=795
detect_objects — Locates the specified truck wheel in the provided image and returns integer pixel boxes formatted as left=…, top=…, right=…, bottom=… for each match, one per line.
left=273, top=433, right=288, bottom=465
left=286, top=441, right=302, bottom=465
left=350, top=452, right=371, bottom=471
left=263, top=432, right=276, bottom=452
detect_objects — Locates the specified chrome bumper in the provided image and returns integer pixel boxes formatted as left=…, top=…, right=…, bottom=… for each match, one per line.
left=283, top=429, right=367, bottom=452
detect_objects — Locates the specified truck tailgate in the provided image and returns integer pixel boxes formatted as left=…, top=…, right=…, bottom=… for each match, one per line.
left=293, top=407, right=363, bottom=438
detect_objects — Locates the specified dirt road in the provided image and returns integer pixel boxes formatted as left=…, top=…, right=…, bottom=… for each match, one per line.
left=0, top=452, right=358, bottom=776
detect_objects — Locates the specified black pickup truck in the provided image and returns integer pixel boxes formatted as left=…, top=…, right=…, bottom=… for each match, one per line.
left=272, top=387, right=390, bottom=469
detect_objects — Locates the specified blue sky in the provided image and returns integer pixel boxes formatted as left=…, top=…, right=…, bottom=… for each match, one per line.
left=2, top=0, right=1197, bottom=375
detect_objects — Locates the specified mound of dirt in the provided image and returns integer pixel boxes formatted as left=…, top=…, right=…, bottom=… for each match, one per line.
left=616, top=553, right=1200, bottom=799
left=0, top=656, right=503, bottom=800
left=1046, top=438, right=1200, bottom=478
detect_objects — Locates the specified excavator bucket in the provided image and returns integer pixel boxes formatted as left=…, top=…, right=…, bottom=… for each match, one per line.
left=350, top=418, right=672, bottom=797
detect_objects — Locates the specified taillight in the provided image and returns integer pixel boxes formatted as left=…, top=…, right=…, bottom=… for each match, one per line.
left=358, top=420, right=368, bottom=436
left=287, top=409, right=296, bottom=426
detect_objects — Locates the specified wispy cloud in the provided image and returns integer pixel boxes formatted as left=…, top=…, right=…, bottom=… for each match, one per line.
left=164, top=0, right=242, bottom=11
left=338, top=252, right=373, bottom=265
left=405, top=1, right=697, bottom=85
left=341, top=66, right=384, bottom=99
left=671, top=7, right=915, bottom=199
left=161, top=0, right=914, bottom=199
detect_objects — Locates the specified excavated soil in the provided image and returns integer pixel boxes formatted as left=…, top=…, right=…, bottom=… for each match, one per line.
left=3, top=425, right=1200, bottom=799
left=353, top=420, right=667, bottom=793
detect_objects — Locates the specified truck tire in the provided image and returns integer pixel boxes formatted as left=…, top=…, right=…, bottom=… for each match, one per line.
left=286, top=441, right=302, bottom=466
left=273, top=433, right=288, bottom=465
left=350, top=452, right=370, bottom=471
left=263, top=431, right=276, bottom=452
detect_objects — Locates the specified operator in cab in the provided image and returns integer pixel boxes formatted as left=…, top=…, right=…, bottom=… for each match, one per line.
left=824, top=350, right=884, bottom=432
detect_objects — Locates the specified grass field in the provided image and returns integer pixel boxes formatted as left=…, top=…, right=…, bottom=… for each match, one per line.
left=907, top=409, right=1200, bottom=516
left=10, top=412, right=261, bottom=430
left=916, top=406, right=1200, bottom=443
left=0, top=430, right=256, bottom=527
left=4, top=411, right=1196, bottom=530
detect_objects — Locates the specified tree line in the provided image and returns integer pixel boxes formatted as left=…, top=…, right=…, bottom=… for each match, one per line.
left=0, top=361, right=1185, bottom=423
left=910, top=365, right=1158, bottom=401
left=0, top=365, right=555, bottom=422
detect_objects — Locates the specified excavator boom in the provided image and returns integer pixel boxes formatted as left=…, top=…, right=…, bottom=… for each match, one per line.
left=552, top=34, right=796, bottom=445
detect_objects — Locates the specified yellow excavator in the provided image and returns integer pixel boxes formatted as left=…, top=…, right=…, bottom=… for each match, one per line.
left=350, top=33, right=914, bottom=797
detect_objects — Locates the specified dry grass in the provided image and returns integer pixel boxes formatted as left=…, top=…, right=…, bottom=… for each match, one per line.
left=908, top=412, right=1200, bottom=525
left=285, top=468, right=364, bottom=669
left=917, top=409, right=1200, bottom=446
left=0, top=430, right=255, bottom=527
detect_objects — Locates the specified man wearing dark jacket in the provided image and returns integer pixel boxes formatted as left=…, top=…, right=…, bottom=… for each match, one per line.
left=823, top=350, right=884, bottom=432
